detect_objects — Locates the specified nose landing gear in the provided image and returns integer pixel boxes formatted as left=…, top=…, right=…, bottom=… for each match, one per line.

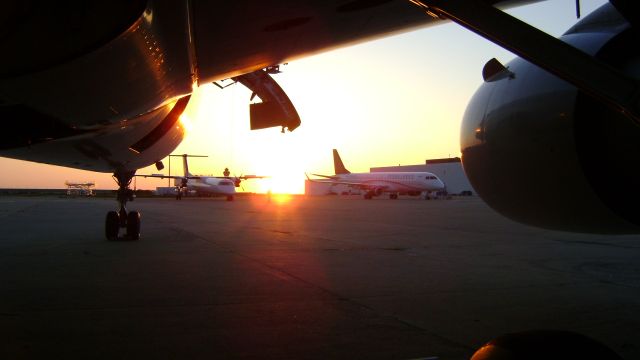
left=105, top=171, right=141, bottom=241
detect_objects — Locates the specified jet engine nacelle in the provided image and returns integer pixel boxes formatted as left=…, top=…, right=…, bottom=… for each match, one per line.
left=460, top=4, right=640, bottom=234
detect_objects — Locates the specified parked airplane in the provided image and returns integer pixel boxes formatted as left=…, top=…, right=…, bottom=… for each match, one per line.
left=138, top=154, right=265, bottom=201
left=1, top=1, right=638, bottom=238
left=308, top=149, right=445, bottom=200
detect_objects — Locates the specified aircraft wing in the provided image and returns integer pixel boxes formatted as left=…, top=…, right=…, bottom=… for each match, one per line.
left=209, top=175, right=268, bottom=180
left=193, top=1, right=538, bottom=83
left=238, top=175, right=269, bottom=180
left=310, top=174, right=339, bottom=180
left=135, top=174, right=201, bottom=180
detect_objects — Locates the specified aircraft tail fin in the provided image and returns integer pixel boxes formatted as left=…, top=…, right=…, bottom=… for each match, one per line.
left=333, top=149, right=350, bottom=175
left=170, top=154, right=207, bottom=177
left=182, top=154, right=192, bottom=177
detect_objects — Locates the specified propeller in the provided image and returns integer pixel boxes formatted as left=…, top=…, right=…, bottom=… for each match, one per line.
left=233, top=173, right=242, bottom=188
left=172, top=177, right=189, bottom=198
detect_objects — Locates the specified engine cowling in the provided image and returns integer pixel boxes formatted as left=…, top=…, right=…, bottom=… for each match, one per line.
left=460, top=4, right=640, bottom=234
left=470, top=330, right=622, bottom=360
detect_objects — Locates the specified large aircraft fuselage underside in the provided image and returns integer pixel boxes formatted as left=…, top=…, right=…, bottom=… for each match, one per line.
left=0, top=0, right=534, bottom=173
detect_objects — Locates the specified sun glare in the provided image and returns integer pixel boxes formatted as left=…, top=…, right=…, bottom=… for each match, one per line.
left=178, top=114, right=194, bottom=133
left=268, top=193, right=294, bottom=205
left=259, top=173, right=303, bottom=194
left=252, top=143, right=306, bottom=194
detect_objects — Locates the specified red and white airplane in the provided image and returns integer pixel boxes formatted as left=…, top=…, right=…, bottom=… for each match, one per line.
left=309, top=149, right=445, bottom=199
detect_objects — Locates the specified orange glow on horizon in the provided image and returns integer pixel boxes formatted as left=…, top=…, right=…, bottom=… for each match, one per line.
left=268, top=193, right=294, bottom=205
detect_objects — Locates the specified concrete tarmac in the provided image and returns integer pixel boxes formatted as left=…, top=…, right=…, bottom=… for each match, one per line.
left=0, top=195, right=638, bottom=359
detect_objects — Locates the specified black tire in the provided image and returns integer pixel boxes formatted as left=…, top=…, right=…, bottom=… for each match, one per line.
left=126, top=211, right=141, bottom=240
left=105, top=211, right=120, bottom=240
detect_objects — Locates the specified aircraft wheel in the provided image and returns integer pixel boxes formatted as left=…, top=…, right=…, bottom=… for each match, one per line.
left=226, top=195, right=234, bottom=201
left=126, top=211, right=141, bottom=240
left=105, top=211, right=120, bottom=240
left=364, top=193, right=372, bottom=200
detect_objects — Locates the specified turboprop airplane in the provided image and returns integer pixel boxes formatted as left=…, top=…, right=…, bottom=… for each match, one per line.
left=1, top=2, right=638, bottom=236
left=137, top=154, right=265, bottom=201
left=309, top=149, right=445, bottom=199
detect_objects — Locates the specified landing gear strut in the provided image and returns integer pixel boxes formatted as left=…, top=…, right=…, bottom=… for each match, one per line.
left=105, top=170, right=141, bottom=240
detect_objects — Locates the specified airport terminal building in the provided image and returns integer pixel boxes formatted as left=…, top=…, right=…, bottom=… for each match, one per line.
left=305, top=157, right=474, bottom=196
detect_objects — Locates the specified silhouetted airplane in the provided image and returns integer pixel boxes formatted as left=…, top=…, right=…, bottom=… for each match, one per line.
left=138, top=154, right=265, bottom=201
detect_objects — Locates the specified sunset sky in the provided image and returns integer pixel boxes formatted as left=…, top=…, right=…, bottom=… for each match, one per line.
left=0, top=0, right=606, bottom=193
